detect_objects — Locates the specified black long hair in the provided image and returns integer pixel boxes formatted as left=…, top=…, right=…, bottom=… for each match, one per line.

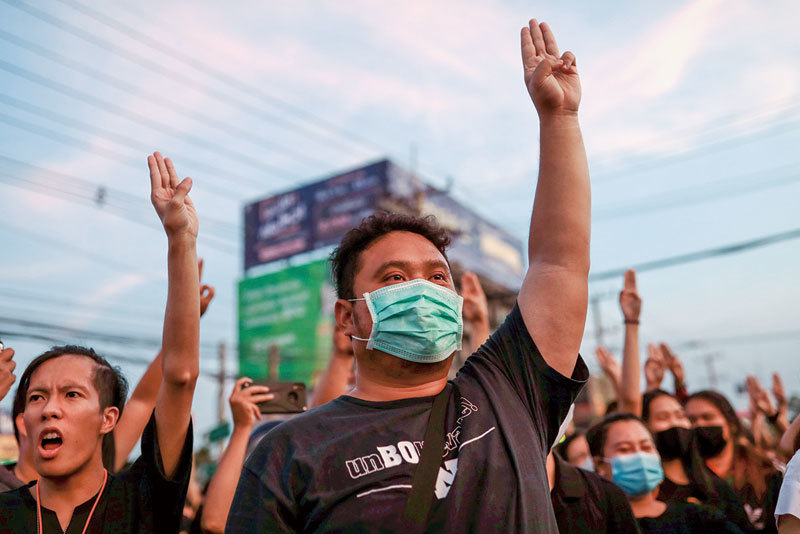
left=642, top=390, right=720, bottom=506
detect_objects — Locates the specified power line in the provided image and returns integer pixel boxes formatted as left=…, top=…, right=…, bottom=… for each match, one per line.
left=593, top=164, right=800, bottom=220
left=0, top=217, right=167, bottom=279
left=0, top=28, right=337, bottom=170
left=0, top=60, right=299, bottom=189
left=589, top=227, right=800, bottom=282
left=0, top=315, right=226, bottom=353
left=0, top=154, right=240, bottom=237
left=4, top=0, right=378, bottom=160
left=0, top=330, right=237, bottom=379
left=52, top=0, right=386, bottom=157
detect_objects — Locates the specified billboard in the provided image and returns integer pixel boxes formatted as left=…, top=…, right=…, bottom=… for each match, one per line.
left=244, top=160, right=389, bottom=270
left=238, top=259, right=336, bottom=385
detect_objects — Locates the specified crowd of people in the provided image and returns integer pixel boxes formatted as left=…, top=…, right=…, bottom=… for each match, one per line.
left=0, top=17, right=798, bottom=533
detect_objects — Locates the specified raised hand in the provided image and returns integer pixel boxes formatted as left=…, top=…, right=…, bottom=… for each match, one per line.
left=147, top=151, right=198, bottom=239
left=619, top=269, right=642, bottom=323
left=0, top=346, right=16, bottom=402
left=772, top=372, right=787, bottom=411
left=747, top=375, right=777, bottom=416
left=595, top=346, right=621, bottom=386
left=230, top=378, right=274, bottom=430
left=198, top=258, right=216, bottom=317
left=520, top=19, right=581, bottom=115
left=660, top=343, right=685, bottom=386
left=461, top=271, right=489, bottom=325
left=644, top=344, right=666, bottom=391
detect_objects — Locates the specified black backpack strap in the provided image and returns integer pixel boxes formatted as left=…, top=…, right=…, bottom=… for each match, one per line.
left=403, top=382, right=453, bottom=531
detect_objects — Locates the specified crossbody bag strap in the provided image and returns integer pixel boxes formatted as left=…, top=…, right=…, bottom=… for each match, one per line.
left=402, top=382, right=453, bottom=531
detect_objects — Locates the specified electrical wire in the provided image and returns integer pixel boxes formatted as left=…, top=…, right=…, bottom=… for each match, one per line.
left=3, top=0, right=379, bottom=160
left=589, top=227, right=800, bottom=282
left=0, top=28, right=338, bottom=170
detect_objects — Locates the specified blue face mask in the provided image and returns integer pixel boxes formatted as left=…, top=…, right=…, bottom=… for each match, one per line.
left=577, top=456, right=595, bottom=472
left=608, top=452, right=664, bottom=496
left=349, top=279, right=463, bottom=363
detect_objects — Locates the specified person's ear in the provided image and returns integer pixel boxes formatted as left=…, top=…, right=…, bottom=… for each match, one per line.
left=15, top=413, right=27, bottom=439
left=334, top=299, right=356, bottom=338
left=100, top=406, right=119, bottom=435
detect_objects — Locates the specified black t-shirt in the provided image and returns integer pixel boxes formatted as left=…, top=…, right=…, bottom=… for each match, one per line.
left=658, top=474, right=753, bottom=533
left=0, top=463, right=25, bottom=492
left=550, top=453, right=640, bottom=533
left=227, top=303, right=588, bottom=533
left=0, top=413, right=193, bottom=534
left=637, top=500, right=744, bottom=534
left=733, top=472, right=783, bottom=533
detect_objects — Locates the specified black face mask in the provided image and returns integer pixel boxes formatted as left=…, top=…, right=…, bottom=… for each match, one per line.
left=694, top=426, right=727, bottom=458
left=655, top=426, right=693, bottom=460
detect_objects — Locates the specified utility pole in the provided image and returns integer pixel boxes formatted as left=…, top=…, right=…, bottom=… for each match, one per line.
left=217, top=341, right=227, bottom=458
left=590, top=294, right=605, bottom=348
left=702, top=352, right=721, bottom=388
left=268, top=344, right=280, bottom=381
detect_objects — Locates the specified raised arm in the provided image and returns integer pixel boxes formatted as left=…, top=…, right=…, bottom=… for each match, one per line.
left=517, top=20, right=590, bottom=377
left=0, top=345, right=16, bottom=402
left=311, top=325, right=355, bottom=408
left=113, top=260, right=215, bottom=471
left=148, top=151, right=200, bottom=478
left=461, top=271, right=491, bottom=355
left=618, top=269, right=642, bottom=416
left=202, top=378, right=273, bottom=533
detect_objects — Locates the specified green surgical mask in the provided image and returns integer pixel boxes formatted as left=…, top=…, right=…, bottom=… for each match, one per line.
left=349, top=279, right=463, bottom=363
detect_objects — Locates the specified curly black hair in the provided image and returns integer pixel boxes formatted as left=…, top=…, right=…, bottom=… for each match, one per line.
left=329, top=211, right=451, bottom=299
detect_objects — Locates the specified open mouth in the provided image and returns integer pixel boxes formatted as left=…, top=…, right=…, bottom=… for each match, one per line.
left=38, top=430, right=63, bottom=458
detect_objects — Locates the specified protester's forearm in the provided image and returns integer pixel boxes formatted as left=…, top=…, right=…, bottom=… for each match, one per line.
left=619, top=324, right=641, bottom=416
left=466, top=318, right=490, bottom=356
left=161, top=237, right=200, bottom=385
left=779, top=413, right=800, bottom=458
left=113, top=351, right=163, bottom=471
left=312, top=353, right=353, bottom=408
left=530, top=114, right=590, bottom=271
left=201, top=426, right=252, bottom=534
left=154, top=235, right=200, bottom=478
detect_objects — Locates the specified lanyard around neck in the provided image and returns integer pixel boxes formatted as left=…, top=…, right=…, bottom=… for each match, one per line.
left=36, top=469, right=109, bottom=534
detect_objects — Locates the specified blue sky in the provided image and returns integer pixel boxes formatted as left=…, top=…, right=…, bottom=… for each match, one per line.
left=1, top=0, right=799, bottom=447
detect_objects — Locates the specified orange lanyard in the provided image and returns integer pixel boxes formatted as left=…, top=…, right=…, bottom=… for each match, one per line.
left=36, top=469, right=108, bottom=534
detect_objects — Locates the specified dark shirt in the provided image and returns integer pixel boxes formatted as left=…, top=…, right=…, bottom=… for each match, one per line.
left=0, top=413, right=193, bottom=534
left=637, top=500, right=744, bottom=534
left=733, top=472, right=783, bottom=533
left=658, top=474, right=753, bottom=533
left=550, top=453, right=640, bottom=533
left=0, top=463, right=25, bottom=492
left=227, top=303, right=588, bottom=533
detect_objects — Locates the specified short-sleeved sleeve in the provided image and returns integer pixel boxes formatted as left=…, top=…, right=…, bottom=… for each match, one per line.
left=124, top=412, right=193, bottom=534
left=776, top=450, right=800, bottom=527
left=458, top=303, right=588, bottom=447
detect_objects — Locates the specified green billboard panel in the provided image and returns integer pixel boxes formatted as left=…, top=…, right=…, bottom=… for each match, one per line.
left=238, top=259, right=336, bottom=386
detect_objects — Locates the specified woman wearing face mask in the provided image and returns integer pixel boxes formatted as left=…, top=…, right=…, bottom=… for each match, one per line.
left=686, top=390, right=783, bottom=533
left=587, top=412, right=743, bottom=533
left=555, top=430, right=595, bottom=471
left=643, top=389, right=753, bottom=532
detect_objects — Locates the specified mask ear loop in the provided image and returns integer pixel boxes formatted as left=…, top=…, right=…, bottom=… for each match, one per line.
left=347, top=297, right=371, bottom=343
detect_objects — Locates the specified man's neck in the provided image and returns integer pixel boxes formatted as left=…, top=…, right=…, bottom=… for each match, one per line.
left=662, top=458, right=690, bottom=485
left=13, top=456, right=38, bottom=484
left=628, top=490, right=667, bottom=518
left=705, top=440, right=734, bottom=478
left=35, top=458, right=106, bottom=531
left=349, top=375, right=448, bottom=401
left=348, top=352, right=451, bottom=401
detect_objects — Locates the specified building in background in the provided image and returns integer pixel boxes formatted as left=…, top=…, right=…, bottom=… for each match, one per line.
left=239, top=159, right=525, bottom=386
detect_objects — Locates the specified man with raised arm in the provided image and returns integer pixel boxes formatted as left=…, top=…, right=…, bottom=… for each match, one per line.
left=227, top=19, right=590, bottom=533
left=0, top=152, right=200, bottom=533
